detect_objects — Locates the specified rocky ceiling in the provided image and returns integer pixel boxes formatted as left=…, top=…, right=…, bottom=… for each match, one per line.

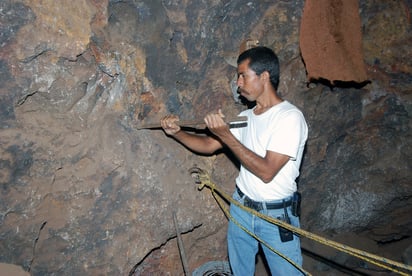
left=0, top=0, right=411, bottom=275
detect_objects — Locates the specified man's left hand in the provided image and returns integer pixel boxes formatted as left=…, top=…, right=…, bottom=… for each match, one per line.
left=204, top=109, right=231, bottom=138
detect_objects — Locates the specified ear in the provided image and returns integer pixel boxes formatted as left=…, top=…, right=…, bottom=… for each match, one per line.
left=261, top=71, right=270, bottom=83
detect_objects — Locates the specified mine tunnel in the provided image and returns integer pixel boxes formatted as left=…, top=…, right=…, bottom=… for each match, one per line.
left=0, top=0, right=411, bottom=275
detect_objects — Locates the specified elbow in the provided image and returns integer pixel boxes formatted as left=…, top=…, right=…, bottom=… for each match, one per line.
left=260, top=167, right=280, bottom=183
left=204, top=139, right=223, bottom=154
left=259, top=161, right=286, bottom=183
left=261, top=173, right=275, bottom=184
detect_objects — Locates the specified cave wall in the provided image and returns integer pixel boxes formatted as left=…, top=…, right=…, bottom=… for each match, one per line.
left=0, top=0, right=411, bottom=275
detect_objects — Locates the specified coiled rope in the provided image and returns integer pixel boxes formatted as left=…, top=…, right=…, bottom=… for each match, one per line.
left=189, top=167, right=412, bottom=276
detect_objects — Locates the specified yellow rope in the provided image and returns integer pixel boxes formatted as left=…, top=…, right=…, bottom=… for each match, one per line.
left=191, top=167, right=412, bottom=276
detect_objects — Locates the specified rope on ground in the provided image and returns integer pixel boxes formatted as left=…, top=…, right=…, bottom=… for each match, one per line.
left=189, top=167, right=412, bottom=276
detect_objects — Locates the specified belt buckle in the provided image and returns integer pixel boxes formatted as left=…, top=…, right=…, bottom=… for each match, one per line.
left=244, top=197, right=262, bottom=211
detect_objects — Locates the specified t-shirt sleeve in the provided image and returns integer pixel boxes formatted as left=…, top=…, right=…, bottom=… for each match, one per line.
left=267, top=111, right=306, bottom=160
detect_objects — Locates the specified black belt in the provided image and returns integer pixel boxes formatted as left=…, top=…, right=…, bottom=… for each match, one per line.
left=236, top=186, right=291, bottom=211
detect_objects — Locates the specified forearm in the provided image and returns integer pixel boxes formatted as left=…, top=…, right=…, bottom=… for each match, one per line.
left=224, top=136, right=269, bottom=181
left=172, top=130, right=222, bottom=155
left=221, top=134, right=288, bottom=183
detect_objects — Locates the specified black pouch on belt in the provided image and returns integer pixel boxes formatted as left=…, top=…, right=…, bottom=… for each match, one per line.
left=291, top=191, right=301, bottom=217
left=278, top=203, right=293, bottom=242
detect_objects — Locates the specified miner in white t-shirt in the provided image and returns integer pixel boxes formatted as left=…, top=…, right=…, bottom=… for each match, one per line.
left=161, top=46, right=308, bottom=275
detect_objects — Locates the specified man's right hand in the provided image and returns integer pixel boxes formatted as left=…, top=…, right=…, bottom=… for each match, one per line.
left=160, top=115, right=181, bottom=136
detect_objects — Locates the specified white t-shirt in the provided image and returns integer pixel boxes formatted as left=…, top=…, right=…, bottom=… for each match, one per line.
left=230, top=101, right=308, bottom=201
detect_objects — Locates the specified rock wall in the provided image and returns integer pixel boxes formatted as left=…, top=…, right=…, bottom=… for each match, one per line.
left=0, top=0, right=411, bottom=275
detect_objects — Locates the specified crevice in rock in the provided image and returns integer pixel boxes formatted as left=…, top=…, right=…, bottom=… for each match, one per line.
left=28, top=221, right=47, bottom=273
left=15, top=91, right=39, bottom=106
left=0, top=208, right=15, bottom=224
left=20, top=48, right=52, bottom=64
left=129, top=222, right=203, bottom=275
left=375, top=234, right=410, bottom=245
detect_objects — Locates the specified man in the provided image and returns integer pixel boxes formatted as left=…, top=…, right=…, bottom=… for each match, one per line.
left=161, top=46, right=308, bottom=275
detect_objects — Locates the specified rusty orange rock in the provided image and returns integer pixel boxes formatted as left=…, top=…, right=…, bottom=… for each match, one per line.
left=300, top=0, right=368, bottom=84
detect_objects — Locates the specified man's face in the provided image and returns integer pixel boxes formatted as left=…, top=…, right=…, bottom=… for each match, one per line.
left=236, top=60, right=264, bottom=102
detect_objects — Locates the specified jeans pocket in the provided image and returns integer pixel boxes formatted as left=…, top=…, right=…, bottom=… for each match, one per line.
left=232, top=189, right=242, bottom=202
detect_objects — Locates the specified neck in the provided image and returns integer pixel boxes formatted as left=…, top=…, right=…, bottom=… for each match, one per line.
left=254, top=94, right=283, bottom=115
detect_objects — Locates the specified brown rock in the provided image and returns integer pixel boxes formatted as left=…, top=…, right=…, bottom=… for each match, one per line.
left=0, top=263, right=29, bottom=276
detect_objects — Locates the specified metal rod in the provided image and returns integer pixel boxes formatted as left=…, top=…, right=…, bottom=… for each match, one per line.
left=136, top=116, right=248, bottom=129
left=173, top=212, right=190, bottom=276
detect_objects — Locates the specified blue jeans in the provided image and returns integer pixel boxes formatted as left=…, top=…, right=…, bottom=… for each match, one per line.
left=227, top=190, right=303, bottom=275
